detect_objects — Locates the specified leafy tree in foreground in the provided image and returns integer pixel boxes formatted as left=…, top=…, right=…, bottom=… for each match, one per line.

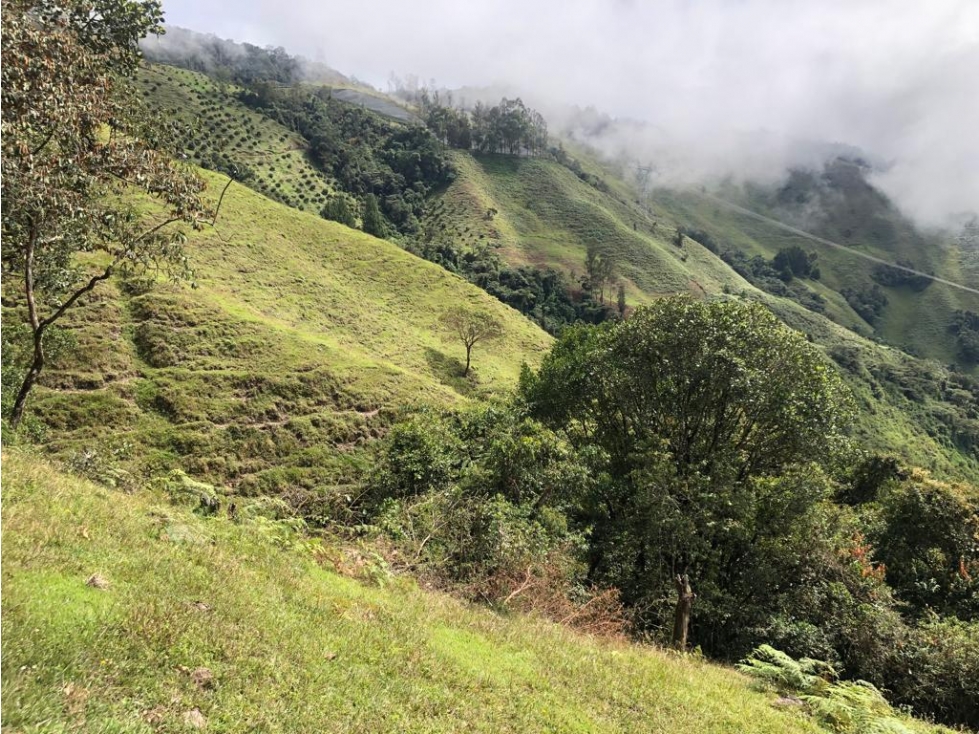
left=440, top=309, right=502, bottom=377
left=523, top=297, right=852, bottom=483
left=1, top=0, right=211, bottom=427
left=520, top=296, right=853, bottom=651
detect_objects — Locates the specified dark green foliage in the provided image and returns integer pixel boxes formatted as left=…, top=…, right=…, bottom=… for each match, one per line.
left=890, top=617, right=979, bottom=727
left=838, top=453, right=906, bottom=505
left=238, top=84, right=453, bottom=236
left=370, top=411, right=462, bottom=499
left=321, top=195, right=358, bottom=228
left=469, top=98, right=548, bottom=156
left=521, top=297, right=853, bottom=651
left=424, top=102, right=473, bottom=149
left=405, top=239, right=615, bottom=334
left=871, top=260, right=932, bottom=291
left=867, top=471, right=979, bottom=620
left=841, top=284, right=888, bottom=326
left=361, top=194, right=386, bottom=237
left=950, top=309, right=979, bottom=364
left=772, top=246, right=820, bottom=281
left=366, top=405, right=591, bottom=594
left=524, top=297, right=851, bottom=482
left=400, top=85, right=548, bottom=157
left=584, top=243, right=616, bottom=303
left=680, top=227, right=721, bottom=254
left=720, top=248, right=826, bottom=313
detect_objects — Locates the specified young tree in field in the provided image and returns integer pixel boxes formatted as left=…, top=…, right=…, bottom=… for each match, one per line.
left=1, top=0, right=212, bottom=427
left=440, top=310, right=502, bottom=377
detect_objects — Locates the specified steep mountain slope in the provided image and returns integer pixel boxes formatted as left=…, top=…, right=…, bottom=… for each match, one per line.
left=22, top=169, right=550, bottom=503
left=131, top=61, right=976, bottom=481
left=425, top=151, right=979, bottom=480
left=658, top=160, right=979, bottom=368
left=136, top=64, right=335, bottom=215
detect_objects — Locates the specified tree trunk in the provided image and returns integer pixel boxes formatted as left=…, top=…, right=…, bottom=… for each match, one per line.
left=10, top=332, right=44, bottom=428
left=672, top=574, right=695, bottom=650
left=464, top=344, right=472, bottom=376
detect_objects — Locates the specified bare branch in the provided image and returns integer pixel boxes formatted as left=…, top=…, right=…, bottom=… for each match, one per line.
left=39, top=263, right=115, bottom=331
left=211, top=174, right=235, bottom=227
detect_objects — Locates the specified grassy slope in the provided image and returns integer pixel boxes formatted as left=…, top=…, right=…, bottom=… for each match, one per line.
left=429, top=152, right=742, bottom=303
left=1, top=450, right=832, bottom=733
left=28, top=169, right=550, bottom=496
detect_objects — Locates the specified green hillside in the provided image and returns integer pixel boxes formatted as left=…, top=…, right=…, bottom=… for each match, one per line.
left=421, top=151, right=979, bottom=481
left=655, top=162, right=979, bottom=369
left=21, top=168, right=550, bottom=503
left=136, top=64, right=335, bottom=215
left=125, top=60, right=978, bottom=480
left=4, top=17, right=979, bottom=733
left=0, top=450, right=904, bottom=734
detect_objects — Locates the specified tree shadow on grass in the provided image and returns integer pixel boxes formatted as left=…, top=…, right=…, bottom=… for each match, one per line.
left=424, top=347, right=479, bottom=397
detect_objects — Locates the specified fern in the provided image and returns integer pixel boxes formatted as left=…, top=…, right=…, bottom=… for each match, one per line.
left=739, top=646, right=915, bottom=734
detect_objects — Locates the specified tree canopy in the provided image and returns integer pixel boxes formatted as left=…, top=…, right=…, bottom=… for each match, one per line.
left=1, top=0, right=211, bottom=425
left=520, top=296, right=854, bottom=650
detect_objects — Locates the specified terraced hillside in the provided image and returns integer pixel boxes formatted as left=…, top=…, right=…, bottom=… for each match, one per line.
left=19, top=169, right=550, bottom=507
left=424, top=152, right=742, bottom=303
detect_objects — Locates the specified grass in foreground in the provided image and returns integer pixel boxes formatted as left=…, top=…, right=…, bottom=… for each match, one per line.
left=1, top=451, right=829, bottom=733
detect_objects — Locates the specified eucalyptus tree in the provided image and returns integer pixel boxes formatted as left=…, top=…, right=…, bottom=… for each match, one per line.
left=1, top=0, right=212, bottom=426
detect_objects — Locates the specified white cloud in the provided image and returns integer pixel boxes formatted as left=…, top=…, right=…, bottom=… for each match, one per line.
left=160, top=0, right=979, bottom=225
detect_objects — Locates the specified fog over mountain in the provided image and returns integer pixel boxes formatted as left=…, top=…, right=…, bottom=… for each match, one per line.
left=159, top=0, right=979, bottom=227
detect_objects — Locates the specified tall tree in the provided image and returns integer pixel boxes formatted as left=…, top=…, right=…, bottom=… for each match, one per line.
left=520, top=297, right=853, bottom=650
left=361, top=193, right=386, bottom=238
left=1, top=0, right=212, bottom=427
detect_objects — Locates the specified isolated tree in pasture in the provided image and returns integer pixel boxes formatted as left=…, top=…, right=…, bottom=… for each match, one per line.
left=441, top=309, right=502, bottom=377
left=1, top=0, right=212, bottom=427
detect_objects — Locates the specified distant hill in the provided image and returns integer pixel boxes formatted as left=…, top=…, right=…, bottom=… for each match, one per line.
left=141, top=26, right=350, bottom=85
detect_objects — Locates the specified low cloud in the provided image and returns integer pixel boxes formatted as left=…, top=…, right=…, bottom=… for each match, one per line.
left=161, top=0, right=979, bottom=227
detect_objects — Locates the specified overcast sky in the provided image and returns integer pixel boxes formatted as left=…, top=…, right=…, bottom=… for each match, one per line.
left=159, top=0, right=979, bottom=226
